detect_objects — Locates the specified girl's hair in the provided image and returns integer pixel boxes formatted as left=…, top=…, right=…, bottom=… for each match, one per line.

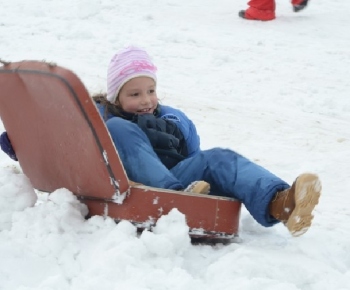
left=92, top=93, right=123, bottom=119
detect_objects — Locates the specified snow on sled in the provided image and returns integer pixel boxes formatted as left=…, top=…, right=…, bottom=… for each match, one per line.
left=0, top=60, right=242, bottom=242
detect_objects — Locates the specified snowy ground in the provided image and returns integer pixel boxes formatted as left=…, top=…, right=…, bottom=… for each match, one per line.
left=1, top=0, right=350, bottom=289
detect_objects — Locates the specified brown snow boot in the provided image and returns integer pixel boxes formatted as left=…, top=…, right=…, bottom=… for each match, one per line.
left=184, top=181, right=210, bottom=195
left=269, top=173, right=321, bottom=237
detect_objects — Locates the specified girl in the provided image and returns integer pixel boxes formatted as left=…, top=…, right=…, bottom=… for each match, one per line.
left=0, top=46, right=321, bottom=237
left=93, top=46, right=321, bottom=237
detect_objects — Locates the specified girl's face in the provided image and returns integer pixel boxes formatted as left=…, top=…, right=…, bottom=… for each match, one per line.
left=117, top=76, right=158, bottom=115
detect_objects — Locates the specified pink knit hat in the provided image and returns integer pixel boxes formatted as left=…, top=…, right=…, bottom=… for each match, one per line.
left=107, top=46, right=157, bottom=103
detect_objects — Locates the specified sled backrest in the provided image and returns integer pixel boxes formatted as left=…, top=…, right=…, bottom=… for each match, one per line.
left=0, top=61, right=129, bottom=199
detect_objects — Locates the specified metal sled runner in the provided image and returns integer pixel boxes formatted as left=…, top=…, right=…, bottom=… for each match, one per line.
left=0, top=60, right=241, bottom=241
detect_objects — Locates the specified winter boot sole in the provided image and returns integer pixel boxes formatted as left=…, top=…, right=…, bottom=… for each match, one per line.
left=185, top=181, right=210, bottom=195
left=286, top=174, right=321, bottom=237
left=292, top=0, right=309, bottom=12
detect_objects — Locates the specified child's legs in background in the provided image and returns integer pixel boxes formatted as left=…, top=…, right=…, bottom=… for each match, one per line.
left=106, top=117, right=183, bottom=190
left=248, top=0, right=275, bottom=11
left=245, top=0, right=276, bottom=20
left=171, top=148, right=290, bottom=226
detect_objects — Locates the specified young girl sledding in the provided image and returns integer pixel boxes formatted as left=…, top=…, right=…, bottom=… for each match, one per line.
left=0, top=46, right=321, bottom=237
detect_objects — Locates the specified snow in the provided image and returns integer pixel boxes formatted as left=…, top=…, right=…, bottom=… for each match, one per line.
left=1, top=0, right=350, bottom=289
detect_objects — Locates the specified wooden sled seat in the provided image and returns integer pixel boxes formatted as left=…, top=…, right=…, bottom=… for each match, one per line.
left=0, top=60, right=241, bottom=241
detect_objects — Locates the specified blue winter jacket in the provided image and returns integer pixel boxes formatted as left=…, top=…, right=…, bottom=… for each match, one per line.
left=96, top=103, right=201, bottom=168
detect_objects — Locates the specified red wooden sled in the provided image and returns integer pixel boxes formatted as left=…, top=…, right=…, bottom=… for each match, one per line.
left=0, top=60, right=241, bottom=241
